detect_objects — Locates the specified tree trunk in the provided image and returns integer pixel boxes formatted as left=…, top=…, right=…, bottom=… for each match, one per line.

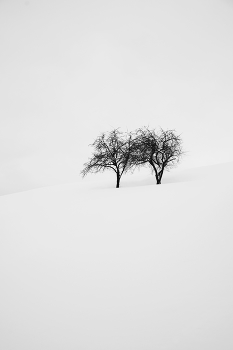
left=116, top=173, right=120, bottom=188
left=156, top=172, right=162, bottom=184
left=150, top=161, right=164, bottom=185
left=156, top=168, right=164, bottom=184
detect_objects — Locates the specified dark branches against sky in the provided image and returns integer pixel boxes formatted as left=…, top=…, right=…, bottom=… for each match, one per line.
left=81, top=129, right=135, bottom=188
left=133, top=127, right=183, bottom=184
left=81, top=127, right=183, bottom=187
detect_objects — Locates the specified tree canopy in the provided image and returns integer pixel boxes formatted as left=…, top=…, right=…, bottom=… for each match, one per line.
left=132, top=127, right=183, bottom=184
left=81, top=127, right=183, bottom=187
left=81, top=129, right=135, bottom=188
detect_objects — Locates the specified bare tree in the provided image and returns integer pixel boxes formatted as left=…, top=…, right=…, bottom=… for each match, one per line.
left=81, top=129, right=135, bottom=188
left=132, top=127, right=183, bottom=184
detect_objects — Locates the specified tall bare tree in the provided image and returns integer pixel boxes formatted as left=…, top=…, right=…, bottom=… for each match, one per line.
left=81, top=129, right=135, bottom=188
left=132, top=127, right=183, bottom=184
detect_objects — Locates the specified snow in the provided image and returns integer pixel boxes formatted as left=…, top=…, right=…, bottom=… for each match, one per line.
left=1, top=162, right=233, bottom=350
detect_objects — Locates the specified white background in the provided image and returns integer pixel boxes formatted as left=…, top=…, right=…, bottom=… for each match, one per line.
left=1, top=2, right=233, bottom=348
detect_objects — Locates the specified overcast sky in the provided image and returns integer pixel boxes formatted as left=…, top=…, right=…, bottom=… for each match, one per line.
left=1, top=0, right=233, bottom=194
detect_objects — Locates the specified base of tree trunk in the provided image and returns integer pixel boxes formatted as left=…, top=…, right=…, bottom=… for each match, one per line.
left=156, top=177, right=161, bottom=184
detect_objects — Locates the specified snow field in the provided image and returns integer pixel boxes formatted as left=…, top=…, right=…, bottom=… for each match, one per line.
left=0, top=163, right=233, bottom=350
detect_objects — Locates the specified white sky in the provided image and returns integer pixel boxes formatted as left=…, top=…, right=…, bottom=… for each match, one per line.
left=1, top=0, right=233, bottom=194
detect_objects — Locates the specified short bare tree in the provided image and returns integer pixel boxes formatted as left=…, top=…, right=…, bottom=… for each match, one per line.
left=132, top=127, right=183, bottom=184
left=81, top=129, right=135, bottom=188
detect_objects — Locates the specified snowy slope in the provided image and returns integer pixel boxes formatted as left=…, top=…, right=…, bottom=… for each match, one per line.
left=1, top=163, right=233, bottom=350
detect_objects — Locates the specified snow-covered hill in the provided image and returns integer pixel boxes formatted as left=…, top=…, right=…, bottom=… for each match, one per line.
left=1, top=162, right=233, bottom=350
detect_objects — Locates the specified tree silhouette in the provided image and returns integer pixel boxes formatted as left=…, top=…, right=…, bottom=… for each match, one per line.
left=81, top=129, right=135, bottom=188
left=132, top=127, right=183, bottom=184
